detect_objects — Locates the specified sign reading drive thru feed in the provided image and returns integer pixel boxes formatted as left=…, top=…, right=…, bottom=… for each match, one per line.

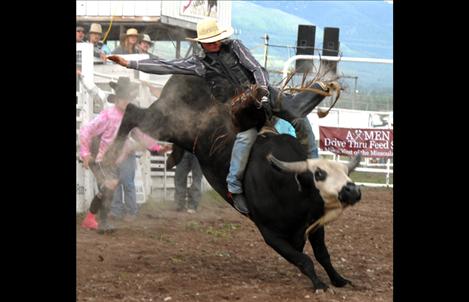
left=319, top=126, right=393, bottom=158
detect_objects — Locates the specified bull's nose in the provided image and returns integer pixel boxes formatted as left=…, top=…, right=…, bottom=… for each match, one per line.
left=339, top=182, right=361, bottom=205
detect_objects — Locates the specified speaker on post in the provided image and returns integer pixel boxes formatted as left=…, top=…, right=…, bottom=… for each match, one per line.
left=295, top=25, right=316, bottom=73
left=322, top=27, right=340, bottom=74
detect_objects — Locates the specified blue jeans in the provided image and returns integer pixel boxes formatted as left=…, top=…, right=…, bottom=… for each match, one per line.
left=110, top=154, right=137, bottom=217
left=226, top=120, right=317, bottom=194
left=226, top=128, right=258, bottom=194
left=174, top=152, right=203, bottom=210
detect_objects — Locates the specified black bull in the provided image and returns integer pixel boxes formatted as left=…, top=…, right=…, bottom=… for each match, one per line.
left=102, top=75, right=358, bottom=291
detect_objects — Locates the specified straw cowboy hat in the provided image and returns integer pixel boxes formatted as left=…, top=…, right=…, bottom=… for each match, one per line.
left=108, top=77, right=139, bottom=103
left=141, top=34, right=153, bottom=45
left=89, top=23, right=102, bottom=35
left=186, top=18, right=234, bottom=43
left=125, top=28, right=139, bottom=36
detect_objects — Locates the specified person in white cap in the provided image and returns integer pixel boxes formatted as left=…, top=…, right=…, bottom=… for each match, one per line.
left=112, top=28, right=139, bottom=55
left=108, top=18, right=331, bottom=215
left=87, top=23, right=111, bottom=60
left=137, top=34, right=158, bottom=59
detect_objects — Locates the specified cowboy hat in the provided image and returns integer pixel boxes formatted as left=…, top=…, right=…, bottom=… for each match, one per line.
left=141, top=34, right=153, bottom=45
left=89, top=23, right=102, bottom=35
left=126, top=28, right=139, bottom=36
left=107, top=77, right=139, bottom=103
left=186, top=18, right=234, bottom=43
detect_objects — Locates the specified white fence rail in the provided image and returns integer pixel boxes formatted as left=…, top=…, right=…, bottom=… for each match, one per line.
left=150, top=154, right=210, bottom=201
left=150, top=149, right=393, bottom=201
left=320, top=151, right=393, bottom=188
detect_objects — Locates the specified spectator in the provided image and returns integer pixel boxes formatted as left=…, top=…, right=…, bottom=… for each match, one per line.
left=78, top=74, right=170, bottom=231
left=76, top=25, right=85, bottom=43
left=137, top=34, right=158, bottom=59
left=87, top=23, right=111, bottom=61
left=112, top=28, right=139, bottom=55
left=174, top=151, right=203, bottom=213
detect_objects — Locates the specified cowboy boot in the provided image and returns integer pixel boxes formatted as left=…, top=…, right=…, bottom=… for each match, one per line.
left=231, top=193, right=249, bottom=214
left=81, top=212, right=98, bottom=230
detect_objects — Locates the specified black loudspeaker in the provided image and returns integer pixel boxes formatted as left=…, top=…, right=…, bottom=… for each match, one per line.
left=295, top=25, right=316, bottom=72
left=322, top=27, right=340, bottom=73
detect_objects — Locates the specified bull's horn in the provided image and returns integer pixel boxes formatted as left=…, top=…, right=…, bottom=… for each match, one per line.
left=347, top=154, right=362, bottom=175
left=267, top=154, right=309, bottom=173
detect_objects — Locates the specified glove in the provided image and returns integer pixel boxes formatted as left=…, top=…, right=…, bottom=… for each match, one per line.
left=260, top=96, right=273, bottom=120
left=258, top=87, right=270, bottom=98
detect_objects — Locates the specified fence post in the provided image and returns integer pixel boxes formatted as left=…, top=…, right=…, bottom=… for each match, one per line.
left=385, top=158, right=391, bottom=187
left=163, top=152, right=167, bottom=201
left=263, top=33, right=269, bottom=69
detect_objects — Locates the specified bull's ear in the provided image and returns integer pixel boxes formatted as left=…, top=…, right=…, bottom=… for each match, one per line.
left=347, top=154, right=362, bottom=175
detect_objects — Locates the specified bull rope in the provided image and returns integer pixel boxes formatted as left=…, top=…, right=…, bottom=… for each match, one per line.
left=304, top=201, right=345, bottom=240
left=304, top=219, right=323, bottom=240
left=209, top=134, right=228, bottom=157
left=102, top=16, right=113, bottom=43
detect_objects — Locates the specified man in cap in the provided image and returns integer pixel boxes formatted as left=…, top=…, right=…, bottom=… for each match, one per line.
left=112, top=28, right=139, bottom=55
left=137, top=34, right=158, bottom=59
left=88, top=23, right=111, bottom=61
left=76, top=25, right=85, bottom=43
left=107, top=18, right=332, bottom=215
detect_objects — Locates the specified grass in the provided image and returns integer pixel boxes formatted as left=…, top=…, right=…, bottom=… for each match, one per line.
left=350, top=171, right=393, bottom=185
left=185, top=219, right=241, bottom=239
left=205, top=223, right=241, bottom=238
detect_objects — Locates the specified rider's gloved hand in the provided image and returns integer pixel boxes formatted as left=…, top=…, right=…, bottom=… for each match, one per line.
left=260, top=95, right=273, bottom=120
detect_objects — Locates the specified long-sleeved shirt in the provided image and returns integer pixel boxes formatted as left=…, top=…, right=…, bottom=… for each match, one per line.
left=78, top=76, right=162, bottom=162
left=79, top=106, right=162, bottom=162
left=90, top=42, right=111, bottom=59
left=127, top=39, right=269, bottom=91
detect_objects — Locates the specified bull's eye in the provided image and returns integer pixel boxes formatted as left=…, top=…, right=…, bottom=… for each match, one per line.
left=314, top=168, right=327, bottom=181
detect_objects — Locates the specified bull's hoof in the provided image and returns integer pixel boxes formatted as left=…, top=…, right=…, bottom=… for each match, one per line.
left=313, top=281, right=328, bottom=293
left=331, top=276, right=352, bottom=288
left=315, top=287, right=335, bottom=294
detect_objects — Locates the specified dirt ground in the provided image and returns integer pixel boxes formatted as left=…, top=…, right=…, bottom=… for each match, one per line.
left=77, top=187, right=393, bottom=302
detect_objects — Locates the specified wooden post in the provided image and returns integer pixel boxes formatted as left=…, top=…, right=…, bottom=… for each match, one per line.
left=176, top=40, right=181, bottom=59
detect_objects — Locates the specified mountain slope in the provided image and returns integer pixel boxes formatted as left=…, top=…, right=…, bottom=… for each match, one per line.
left=231, top=1, right=393, bottom=90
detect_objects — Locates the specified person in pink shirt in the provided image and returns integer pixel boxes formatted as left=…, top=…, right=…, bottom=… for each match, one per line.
left=79, top=76, right=170, bottom=232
